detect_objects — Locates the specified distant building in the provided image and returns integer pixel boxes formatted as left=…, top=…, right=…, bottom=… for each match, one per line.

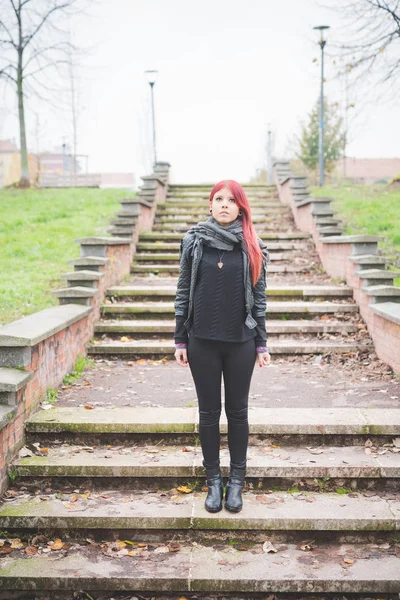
left=289, top=156, right=400, bottom=186
left=0, top=139, right=38, bottom=187
left=336, top=158, right=400, bottom=184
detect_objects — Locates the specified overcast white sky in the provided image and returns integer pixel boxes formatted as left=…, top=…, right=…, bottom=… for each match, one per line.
left=1, top=0, right=399, bottom=184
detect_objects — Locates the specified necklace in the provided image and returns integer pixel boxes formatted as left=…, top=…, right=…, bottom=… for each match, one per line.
left=217, top=250, right=226, bottom=269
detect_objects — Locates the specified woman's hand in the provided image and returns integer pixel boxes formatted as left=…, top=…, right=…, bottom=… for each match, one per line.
left=257, top=351, right=271, bottom=367
left=175, top=347, right=188, bottom=366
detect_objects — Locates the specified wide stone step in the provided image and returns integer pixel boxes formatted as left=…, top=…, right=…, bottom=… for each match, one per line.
left=94, top=319, right=358, bottom=335
left=26, top=406, right=400, bottom=436
left=88, top=339, right=372, bottom=356
left=101, top=301, right=359, bottom=316
left=136, top=242, right=298, bottom=251
left=151, top=222, right=291, bottom=231
left=153, top=215, right=271, bottom=224
left=131, top=264, right=313, bottom=274
left=0, top=542, right=398, bottom=594
left=10, top=442, right=399, bottom=479
left=139, top=232, right=310, bottom=241
left=106, top=284, right=354, bottom=299
left=133, top=252, right=286, bottom=262
left=0, top=488, right=398, bottom=532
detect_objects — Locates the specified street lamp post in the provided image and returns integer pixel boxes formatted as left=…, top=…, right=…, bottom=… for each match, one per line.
left=144, top=69, right=158, bottom=167
left=313, top=25, right=330, bottom=187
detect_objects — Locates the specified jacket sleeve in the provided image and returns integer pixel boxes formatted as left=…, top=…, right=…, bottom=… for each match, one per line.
left=174, top=234, right=193, bottom=319
left=252, top=241, right=269, bottom=346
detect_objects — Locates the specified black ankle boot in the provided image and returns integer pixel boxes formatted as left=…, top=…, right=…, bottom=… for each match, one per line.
left=204, top=466, right=223, bottom=513
left=224, top=467, right=246, bottom=513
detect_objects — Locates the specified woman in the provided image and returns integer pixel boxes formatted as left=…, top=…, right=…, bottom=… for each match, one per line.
left=174, top=180, right=271, bottom=514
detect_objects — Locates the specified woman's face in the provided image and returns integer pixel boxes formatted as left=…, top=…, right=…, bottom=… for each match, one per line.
left=209, top=187, right=240, bottom=226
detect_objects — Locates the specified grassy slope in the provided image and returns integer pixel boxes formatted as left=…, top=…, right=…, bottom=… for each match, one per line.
left=0, top=187, right=131, bottom=326
left=311, top=184, right=400, bottom=285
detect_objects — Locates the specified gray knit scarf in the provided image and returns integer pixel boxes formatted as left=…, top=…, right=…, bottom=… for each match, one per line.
left=184, top=216, right=269, bottom=330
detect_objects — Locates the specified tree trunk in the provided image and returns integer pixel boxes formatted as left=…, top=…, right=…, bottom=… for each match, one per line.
left=17, top=51, right=29, bottom=187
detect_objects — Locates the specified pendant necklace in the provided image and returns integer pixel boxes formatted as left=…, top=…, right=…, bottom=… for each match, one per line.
left=217, top=250, right=226, bottom=269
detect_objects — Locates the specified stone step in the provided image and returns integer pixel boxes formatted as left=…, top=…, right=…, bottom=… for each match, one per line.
left=158, top=205, right=280, bottom=213
left=25, top=406, right=400, bottom=436
left=105, top=284, right=354, bottom=299
left=130, top=264, right=311, bottom=274
left=88, top=339, right=372, bottom=356
left=151, top=223, right=291, bottom=232
left=136, top=241, right=298, bottom=251
left=133, top=252, right=286, bottom=262
left=10, top=442, right=398, bottom=480
left=94, top=319, right=358, bottom=335
left=101, top=301, right=359, bottom=317
left=0, top=541, right=398, bottom=594
left=139, top=232, right=310, bottom=241
left=154, top=215, right=269, bottom=224
left=0, top=488, right=398, bottom=532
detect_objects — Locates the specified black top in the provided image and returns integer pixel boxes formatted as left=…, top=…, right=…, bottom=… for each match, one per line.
left=174, top=244, right=267, bottom=346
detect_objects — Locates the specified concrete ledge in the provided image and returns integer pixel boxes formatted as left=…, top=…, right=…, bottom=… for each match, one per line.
left=370, top=302, right=400, bottom=325
left=349, top=255, right=388, bottom=264
left=362, top=285, right=400, bottom=297
left=68, top=257, right=110, bottom=267
left=0, top=405, right=17, bottom=430
left=296, top=196, right=333, bottom=208
left=0, top=305, right=92, bottom=347
left=0, top=367, right=34, bottom=391
left=75, top=236, right=132, bottom=246
left=322, top=235, right=382, bottom=244
left=60, top=271, right=104, bottom=281
left=52, top=287, right=98, bottom=298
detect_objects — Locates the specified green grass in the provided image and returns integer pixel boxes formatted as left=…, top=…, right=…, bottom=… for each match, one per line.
left=63, top=354, right=95, bottom=385
left=0, top=187, right=132, bottom=325
left=311, top=184, right=400, bottom=286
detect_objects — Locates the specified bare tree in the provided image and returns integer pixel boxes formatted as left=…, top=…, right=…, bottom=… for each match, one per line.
left=0, top=0, right=84, bottom=187
left=327, top=0, right=400, bottom=95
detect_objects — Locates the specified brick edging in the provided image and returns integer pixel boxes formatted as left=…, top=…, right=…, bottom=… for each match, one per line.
left=273, top=160, right=400, bottom=375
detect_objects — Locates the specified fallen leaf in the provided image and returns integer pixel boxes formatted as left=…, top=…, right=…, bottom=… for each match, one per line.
left=343, top=557, right=355, bottom=564
left=50, top=538, right=66, bottom=550
left=84, top=404, right=94, bottom=410
left=24, top=546, right=38, bottom=555
left=168, top=542, right=181, bottom=552
left=177, top=485, right=192, bottom=494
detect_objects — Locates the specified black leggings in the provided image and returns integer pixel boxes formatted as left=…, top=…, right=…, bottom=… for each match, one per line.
left=187, top=335, right=257, bottom=470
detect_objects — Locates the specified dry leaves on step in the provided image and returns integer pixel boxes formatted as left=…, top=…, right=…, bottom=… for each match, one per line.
left=299, top=540, right=316, bottom=551
left=177, top=485, right=192, bottom=494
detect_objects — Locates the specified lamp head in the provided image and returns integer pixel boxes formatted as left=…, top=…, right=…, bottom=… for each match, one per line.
left=313, top=25, right=330, bottom=40
left=144, top=70, right=158, bottom=86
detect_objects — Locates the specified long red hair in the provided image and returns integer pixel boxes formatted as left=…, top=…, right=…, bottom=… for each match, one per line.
left=209, top=180, right=263, bottom=286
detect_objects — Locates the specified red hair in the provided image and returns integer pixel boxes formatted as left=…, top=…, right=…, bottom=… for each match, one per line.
left=209, top=180, right=263, bottom=286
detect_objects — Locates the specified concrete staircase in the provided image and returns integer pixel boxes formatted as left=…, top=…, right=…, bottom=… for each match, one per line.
left=87, top=184, right=372, bottom=359
left=0, top=183, right=399, bottom=597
